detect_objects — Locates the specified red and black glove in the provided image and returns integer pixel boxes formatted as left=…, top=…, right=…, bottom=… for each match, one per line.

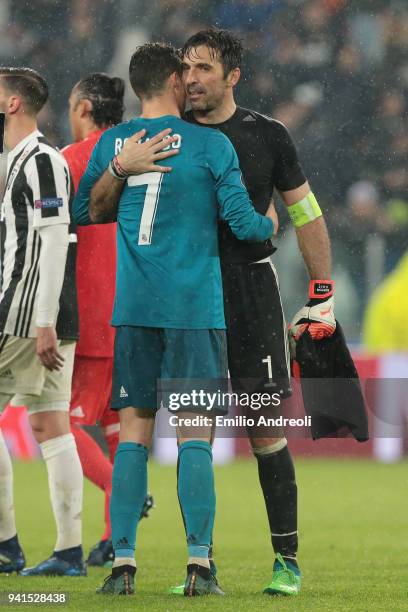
left=289, top=280, right=336, bottom=342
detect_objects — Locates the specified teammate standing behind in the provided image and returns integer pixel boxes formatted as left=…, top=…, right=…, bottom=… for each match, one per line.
left=0, top=68, right=83, bottom=577
left=173, top=29, right=336, bottom=596
left=62, top=73, right=124, bottom=568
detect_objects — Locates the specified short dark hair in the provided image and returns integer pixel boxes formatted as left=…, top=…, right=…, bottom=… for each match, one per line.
left=129, top=43, right=183, bottom=99
left=0, top=67, right=48, bottom=114
left=74, top=73, right=125, bottom=127
left=182, top=28, right=243, bottom=77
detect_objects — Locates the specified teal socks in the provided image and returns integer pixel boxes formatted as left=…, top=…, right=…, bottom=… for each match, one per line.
left=111, top=442, right=148, bottom=558
left=177, top=440, right=215, bottom=559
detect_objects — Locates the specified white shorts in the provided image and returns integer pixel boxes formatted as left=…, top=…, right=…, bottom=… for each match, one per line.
left=0, top=335, right=76, bottom=414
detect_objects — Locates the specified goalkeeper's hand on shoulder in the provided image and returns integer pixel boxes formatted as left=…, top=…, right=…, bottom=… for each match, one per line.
left=116, top=128, right=180, bottom=175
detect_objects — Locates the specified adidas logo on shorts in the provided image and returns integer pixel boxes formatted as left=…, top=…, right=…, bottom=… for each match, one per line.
left=120, top=386, right=129, bottom=399
left=0, top=368, right=13, bottom=379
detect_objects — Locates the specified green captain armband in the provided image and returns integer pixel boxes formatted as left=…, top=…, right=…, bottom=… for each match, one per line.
left=287, top=192, right=322, bottom=228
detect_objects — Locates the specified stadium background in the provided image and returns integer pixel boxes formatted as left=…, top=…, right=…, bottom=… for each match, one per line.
left=0, top=2, right=407, bottom=609
left=0, top=0, right=406, bottom=461
left=0, top=0, right=406, bottom=336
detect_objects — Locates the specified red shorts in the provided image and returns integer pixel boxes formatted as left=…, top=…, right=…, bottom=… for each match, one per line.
left=69, top=356, right=118, bottom=428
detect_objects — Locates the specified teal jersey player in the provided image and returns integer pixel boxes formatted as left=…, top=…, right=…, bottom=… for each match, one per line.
left=73, top=115, right=273, bottom=330
left=76, top=43, right=276, bottom=598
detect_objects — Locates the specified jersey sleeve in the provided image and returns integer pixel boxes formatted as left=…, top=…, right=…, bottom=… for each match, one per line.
left=72, top=136, right=105, bottom=225
left=205, top=130, right=273, bottom=241
left=271, top=120, right=306, bottom=192
left=26, top=151, right=71, bottom=228
left=61, top=144, right=82, bottom=193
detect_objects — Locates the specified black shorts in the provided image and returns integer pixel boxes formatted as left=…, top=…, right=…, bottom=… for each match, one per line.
left=221, top=258, right=291, bottom=398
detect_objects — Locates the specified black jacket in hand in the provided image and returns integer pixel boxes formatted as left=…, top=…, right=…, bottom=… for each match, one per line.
left=293, top=322, right=369, bottom=441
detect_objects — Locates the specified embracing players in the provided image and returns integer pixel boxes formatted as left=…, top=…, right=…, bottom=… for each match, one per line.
left=73, top=43, right=276, bottom=596
left=167, top=29, right=335, bottom=596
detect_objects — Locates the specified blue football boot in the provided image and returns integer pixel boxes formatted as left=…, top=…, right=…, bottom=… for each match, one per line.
left=21, top=546, right=86, bottom=577
left=0, top=535, right=26, bottom=574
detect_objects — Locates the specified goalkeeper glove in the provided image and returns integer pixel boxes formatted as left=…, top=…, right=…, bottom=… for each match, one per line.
left=290, top=280, right=336, bottom=342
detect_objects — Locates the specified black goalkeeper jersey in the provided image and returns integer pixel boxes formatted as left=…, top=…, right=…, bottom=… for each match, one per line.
left=185, top=106, right=306, bottom=263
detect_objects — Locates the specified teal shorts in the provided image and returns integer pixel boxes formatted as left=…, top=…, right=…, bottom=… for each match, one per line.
left=111, top=326, right=228, bottom=413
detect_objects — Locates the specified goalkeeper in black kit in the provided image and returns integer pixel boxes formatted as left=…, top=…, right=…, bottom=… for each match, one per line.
left=169, top=28, right=335, bottom=596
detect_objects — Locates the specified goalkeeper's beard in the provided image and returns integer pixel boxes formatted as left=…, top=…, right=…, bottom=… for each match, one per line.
left=188, top=89, right=224, bottom=114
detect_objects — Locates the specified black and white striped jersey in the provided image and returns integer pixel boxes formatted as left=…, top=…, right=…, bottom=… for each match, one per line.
left=0, top=129, right=78, bottom=340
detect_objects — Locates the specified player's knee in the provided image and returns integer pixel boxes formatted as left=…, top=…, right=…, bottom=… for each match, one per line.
left=30, top=422, right=51, bottom=444
left=250, top=436, right=287, bottom=455
left=119, top=406, right=155, bottom=448
left=175, top=411, right=213, bottom=445
left=30, top=411, right=69, bottom=443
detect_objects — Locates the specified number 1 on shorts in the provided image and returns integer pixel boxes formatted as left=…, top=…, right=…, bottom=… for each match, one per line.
left=262, top=354, right=276, bottom=387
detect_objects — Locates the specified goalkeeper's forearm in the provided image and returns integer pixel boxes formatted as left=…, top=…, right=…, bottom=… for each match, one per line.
left=295, top=216, right=332, bottom=279
left=89, top=168, right=124, bottom=224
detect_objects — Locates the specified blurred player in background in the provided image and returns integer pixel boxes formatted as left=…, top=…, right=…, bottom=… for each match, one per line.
left=62, top=72, right=124, bottom=568
left=168, top=28, right=335, bottom=596
left=74, top=42, right=276, bottom=596
left=0, top=68, right=83, bottom=576
left=62, top=73, right=156, bottom=567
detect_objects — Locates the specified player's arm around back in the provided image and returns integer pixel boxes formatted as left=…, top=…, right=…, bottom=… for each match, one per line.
left=206, top=130, right=274, bottom=241
left=73, top=127, right=180, bottom=225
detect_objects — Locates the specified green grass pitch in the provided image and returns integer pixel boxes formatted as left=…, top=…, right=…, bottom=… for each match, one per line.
left=0, top=456, right=406, bottom=611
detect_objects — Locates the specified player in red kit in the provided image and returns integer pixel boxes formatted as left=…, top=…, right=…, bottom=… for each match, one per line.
left=63, top=73, right=152, bottom=567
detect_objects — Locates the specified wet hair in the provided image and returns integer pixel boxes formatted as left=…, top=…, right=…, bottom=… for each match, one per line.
left=74, top=73, right=125, bottom=127
left=182, top=28, right=243, bottom=77
left=0, top=67, right=48, bottom=114
left=129, top=43, right=183, bottom=99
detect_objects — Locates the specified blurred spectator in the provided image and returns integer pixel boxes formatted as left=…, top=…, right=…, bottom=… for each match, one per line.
left=331, top=181, right=391, bottom=315
left=214, top=0, right=284, bottom=34
left=274, top=82, right=330, bottom=199
left=0, top=0, right=406, bottom=338
left=297, top=0, right=336, bottom=75
left=150, top=0, right=216, bottom=48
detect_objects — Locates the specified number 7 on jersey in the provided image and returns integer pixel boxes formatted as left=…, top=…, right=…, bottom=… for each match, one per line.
left=128, top=172, right=164, bottom=245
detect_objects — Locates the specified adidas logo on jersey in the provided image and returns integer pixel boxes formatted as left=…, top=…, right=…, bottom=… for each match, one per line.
left=243, top=114, right=256, bottom=122
left=120, top=386, right=129, bottom=398
left=70, top=405, right=85, bottom=418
